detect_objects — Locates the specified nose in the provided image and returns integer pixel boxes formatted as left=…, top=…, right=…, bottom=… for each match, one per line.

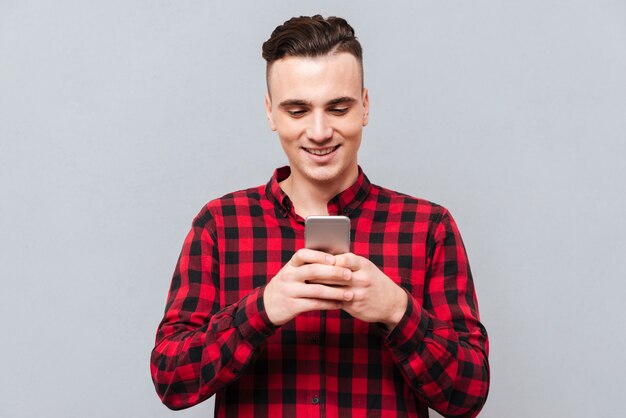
left=305, top=111, right=333, bottom=143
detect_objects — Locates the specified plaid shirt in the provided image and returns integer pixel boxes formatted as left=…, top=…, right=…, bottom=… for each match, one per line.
left=151, top=166, right=489, bottom=417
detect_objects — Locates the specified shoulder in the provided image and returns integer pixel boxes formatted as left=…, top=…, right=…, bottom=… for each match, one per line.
left=366, top=183, right=463, bottom=248
left=367, top=182, right=449, bottom=222
left=192, top=184, right=266, bottom=228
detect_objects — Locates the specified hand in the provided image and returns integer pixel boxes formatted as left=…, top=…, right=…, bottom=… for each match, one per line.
left=264, top=248, right=353, bottom=326
left=332, top=253, right=408, bottom=330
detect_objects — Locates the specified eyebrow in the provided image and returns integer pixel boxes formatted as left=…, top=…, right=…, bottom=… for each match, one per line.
left=278, top=96, right=358, bottom=108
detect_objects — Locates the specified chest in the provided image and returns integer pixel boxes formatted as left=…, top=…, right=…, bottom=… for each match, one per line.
left=216, top=212, right=429, bottom=307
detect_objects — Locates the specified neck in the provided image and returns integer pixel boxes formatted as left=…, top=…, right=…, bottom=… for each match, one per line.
left=281, top=166, right=358, bottom=218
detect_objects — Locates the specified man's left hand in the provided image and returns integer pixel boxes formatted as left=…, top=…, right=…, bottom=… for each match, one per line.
left=311, top=252, right=408, bottom=330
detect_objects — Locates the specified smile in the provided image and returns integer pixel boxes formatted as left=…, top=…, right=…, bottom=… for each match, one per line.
left=303, top=145, right=340, bottom=156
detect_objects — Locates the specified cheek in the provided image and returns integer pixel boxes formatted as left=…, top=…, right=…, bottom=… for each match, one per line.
left=274, top=117, right=303, bottom=142
left=336, top=114, right=365, bottom=138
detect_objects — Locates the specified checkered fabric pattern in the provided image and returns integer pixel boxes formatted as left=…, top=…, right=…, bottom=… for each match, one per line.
left=151, top=166, right=489, bottom=417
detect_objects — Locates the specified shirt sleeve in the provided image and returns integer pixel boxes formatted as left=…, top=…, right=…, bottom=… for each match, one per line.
left=383, top=209, right=490, bottom=417
left=150, top=207, right=276, bottom=410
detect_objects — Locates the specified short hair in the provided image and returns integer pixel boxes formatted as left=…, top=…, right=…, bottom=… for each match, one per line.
left=262, top=15, right=364, bottom=90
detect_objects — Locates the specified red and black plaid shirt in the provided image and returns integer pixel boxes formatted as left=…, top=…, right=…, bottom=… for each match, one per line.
left=151, top=166, right=489, bottom=417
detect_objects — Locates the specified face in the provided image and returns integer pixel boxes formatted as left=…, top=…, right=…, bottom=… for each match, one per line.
left=265, top=53, right=369, bottom=191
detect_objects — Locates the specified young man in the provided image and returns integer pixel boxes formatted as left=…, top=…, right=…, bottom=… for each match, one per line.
left=151, top=15, right=489, bottom=418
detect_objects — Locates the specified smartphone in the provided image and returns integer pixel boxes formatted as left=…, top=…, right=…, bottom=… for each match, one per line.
left=304, top=215, right=351, bottom=255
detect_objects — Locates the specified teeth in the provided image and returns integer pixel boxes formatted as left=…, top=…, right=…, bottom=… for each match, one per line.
left=306, top=146, right=337, bottom=156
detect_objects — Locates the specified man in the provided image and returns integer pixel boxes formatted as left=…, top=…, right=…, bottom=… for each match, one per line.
left=151, top=15, right=489, bottom=418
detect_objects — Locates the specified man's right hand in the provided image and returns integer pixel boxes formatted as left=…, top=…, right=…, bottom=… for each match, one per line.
left=263, top=248, right=354, bottom=326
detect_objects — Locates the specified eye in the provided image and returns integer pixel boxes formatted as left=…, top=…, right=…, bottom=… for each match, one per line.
left=329, top=107, right=349, bottom=115
left=287, top=109, right=307, bottom=117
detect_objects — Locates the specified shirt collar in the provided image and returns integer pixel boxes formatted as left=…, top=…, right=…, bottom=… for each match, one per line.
left=265, top=166, right=371, bottom=219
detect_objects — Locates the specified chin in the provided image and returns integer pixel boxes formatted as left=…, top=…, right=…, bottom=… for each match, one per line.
left=304, top=165, right=346, bottom=185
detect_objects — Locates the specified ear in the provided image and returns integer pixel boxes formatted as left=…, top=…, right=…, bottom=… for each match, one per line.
left=265, top=93, right=277, bottom=131
left=362, top=88, right=370, bottom=127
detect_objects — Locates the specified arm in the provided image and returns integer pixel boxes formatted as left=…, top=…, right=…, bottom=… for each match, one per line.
left=330, top=209, right=489, bottom=417
left=150, top=209, right=352, bottom=409
left=384, top=210, right=489, bottom=417
left=150, top=210, right=276, bottom=409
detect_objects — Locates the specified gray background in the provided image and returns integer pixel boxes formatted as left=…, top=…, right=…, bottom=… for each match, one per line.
left=1, top=1, right=625, bottom=417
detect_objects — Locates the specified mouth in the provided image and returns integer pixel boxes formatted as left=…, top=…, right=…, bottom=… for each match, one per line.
left=303, top=145, right=340, bottom=156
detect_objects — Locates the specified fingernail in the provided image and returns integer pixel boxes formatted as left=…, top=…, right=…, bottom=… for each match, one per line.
left=344, top=291, right=353, bottom=301
left=343, top=269, right=351, bottom=279
left=325, top=255, right=335, bottom=264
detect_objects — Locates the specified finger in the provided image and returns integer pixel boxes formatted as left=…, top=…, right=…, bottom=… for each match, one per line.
left=294, top=298, right=343, bottom=314
left=289, top=248, right=335, bottom=267
left=298, top=263, right=351, bottom=284
left=279, top=263, right=348, bottom=285
left=296, top=282, right=354, bottom=302
left=305, top=278, right=350, bottom=287
left=334, top=252, right=363, bottom=271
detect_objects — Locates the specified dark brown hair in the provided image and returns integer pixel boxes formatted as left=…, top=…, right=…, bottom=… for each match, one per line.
left=262, top=15, right=363, bottom=88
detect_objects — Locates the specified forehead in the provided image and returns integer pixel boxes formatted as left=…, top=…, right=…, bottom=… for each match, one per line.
left=267, top=53, right=362, bottom=102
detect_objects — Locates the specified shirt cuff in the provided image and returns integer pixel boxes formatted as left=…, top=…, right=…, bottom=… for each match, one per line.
left=383, top=289, right=432, bottom=362
left=234, top=285, right=277, bottom=349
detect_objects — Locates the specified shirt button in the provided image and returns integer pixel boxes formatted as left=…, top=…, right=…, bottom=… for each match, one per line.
left=312, top=397, right=320, bottom=405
